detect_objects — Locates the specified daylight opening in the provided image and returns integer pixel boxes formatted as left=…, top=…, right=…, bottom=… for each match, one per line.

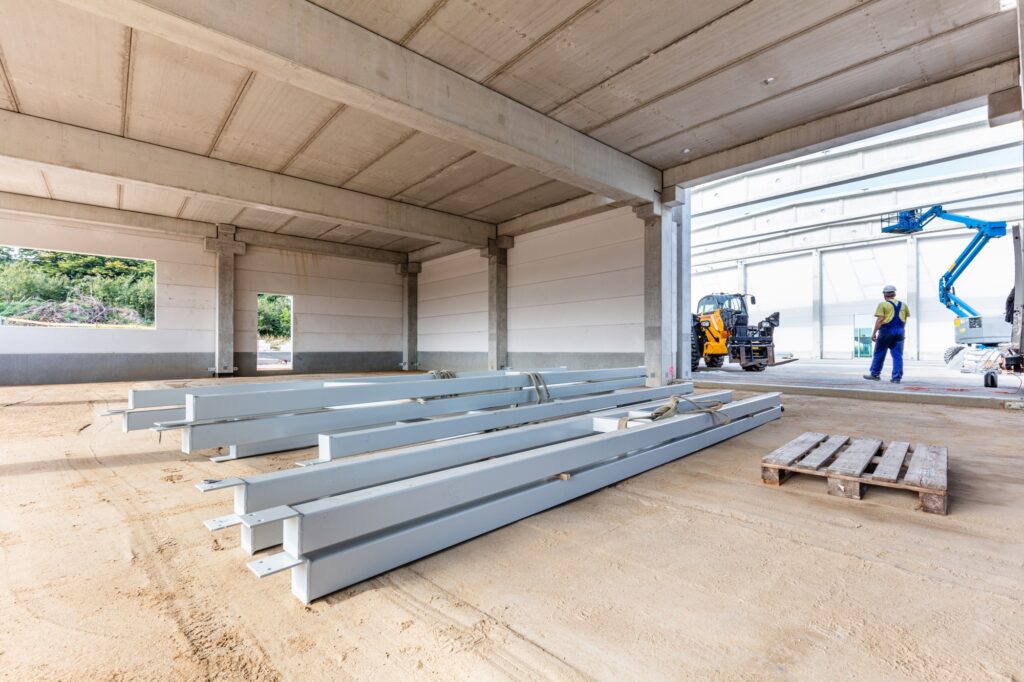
left=257, top=293, right=293, bottom=371
left=0, top=246, right=155, bottom=328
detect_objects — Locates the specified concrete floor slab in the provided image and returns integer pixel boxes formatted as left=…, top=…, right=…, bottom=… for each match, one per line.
left=1, top=377, right=1022, bottom=678
left=695, top=358, right=1024, bottom=409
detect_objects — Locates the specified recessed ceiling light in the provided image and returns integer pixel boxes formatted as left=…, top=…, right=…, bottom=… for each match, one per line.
left=682, top=148, right=691, bottom=154
left=762, top=76, right=776, bottom=85
left=998, top=0, right=1016, bottom=11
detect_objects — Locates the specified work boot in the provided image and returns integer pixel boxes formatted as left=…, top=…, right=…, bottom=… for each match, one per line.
left=891, top=378, right=901, bottom=383
left=863, top=374, right=880, bottom=381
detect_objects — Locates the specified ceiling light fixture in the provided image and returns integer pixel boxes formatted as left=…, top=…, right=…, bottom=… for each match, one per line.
left=762, top=76, right=776, bottom=85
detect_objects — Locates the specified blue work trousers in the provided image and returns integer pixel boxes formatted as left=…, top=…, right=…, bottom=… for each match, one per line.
left=869, top=331, right=904, bottom=380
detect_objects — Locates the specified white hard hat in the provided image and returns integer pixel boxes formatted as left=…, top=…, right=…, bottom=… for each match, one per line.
left=882, top=284, right=896, bottom=294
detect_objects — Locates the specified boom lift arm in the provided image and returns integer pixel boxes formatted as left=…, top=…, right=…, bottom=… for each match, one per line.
left=882, top=205, right=1006, bottom=317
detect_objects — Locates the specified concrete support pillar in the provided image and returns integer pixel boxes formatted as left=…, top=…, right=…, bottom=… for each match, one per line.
left=481, top=236, right=513, bottom=371
left=1011, top=225, right=1024, bottom=353
left=204, top=224, right=246, bottom=376
left=906, top=236, right=921, bottom=361
left=397, top=262, right=421, bottom=370
left=673, top=193, right=693, bottom=381
left=810, top=249, right=823, bottom=359
left=636, top=202, right=680, bottom=386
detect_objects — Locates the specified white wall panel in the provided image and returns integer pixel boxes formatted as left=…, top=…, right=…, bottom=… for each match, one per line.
left=419, top=250, right=487, bottom=353
left=508, top=207, right=643, bottom=354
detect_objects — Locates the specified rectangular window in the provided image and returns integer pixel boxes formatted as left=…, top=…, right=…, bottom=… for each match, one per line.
left=0, top=246, right=155, bottom=328
left=257, top=293, right=293, bottom=371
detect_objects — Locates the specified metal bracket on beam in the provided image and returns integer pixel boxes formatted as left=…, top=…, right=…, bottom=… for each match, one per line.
left=196, top=477, right=245, bottom=492
left=203, top=514, right=242, bottom=531
left=248, top=552, right=304, bottom=578
left=239, top=505, right=299, bottom=528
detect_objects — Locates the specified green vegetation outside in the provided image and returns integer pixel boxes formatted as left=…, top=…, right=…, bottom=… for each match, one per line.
left=0, top=247, right=155, bottom=326
left=257, top=293, right=292, bottom=343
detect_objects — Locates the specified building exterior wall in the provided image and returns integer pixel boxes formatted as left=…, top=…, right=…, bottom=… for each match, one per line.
left=0, top=215, right=402, bottom=383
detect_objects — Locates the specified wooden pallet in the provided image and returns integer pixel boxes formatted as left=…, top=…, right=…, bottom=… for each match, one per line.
left=761, top=432, right=948, bottom=514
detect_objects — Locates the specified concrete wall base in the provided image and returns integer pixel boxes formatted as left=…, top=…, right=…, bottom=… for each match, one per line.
left=0, top=353, right=215, bottom=385
left=234, top=351, right=402, bottom=376
left=418, top=351, right=644, bottom=372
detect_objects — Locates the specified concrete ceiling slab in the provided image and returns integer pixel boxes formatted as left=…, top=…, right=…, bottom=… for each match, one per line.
left=210, top=73, right=340, bottom=171
left=276, top=216, right=337, bottom=239
left=0, top=165, right=49, bottom=198
left=590, top=0, right=1008, bottom=156
left=343, top=132, right=472, bottom=198
left=428, top=166, right=552, bottom=216
left=382, top=236, right=436, bottom=253
left=119, top=183, right=186, bottom=216
left=637, top=11, right=1021, bottom=168
left=126, top=31, right=250, bottom=154
left=309, top=0, right=438, bottom=43
left=42, top=168, right=118, bottom=208
left=549, top=0, right=863, bottom=133
left=0, top=0, right=125, bottom=133
left=486, top=0, right=748, bottom=114
left=343, top=230, right=408, bottom=249
left=394, top=152, right=510, bottom=207
left=231, top=207, right=293, bottom=232
left=178, top=196, right=243, bottom=225
left=318, top=224, right=376, bottom=244
left=282, top=106, right=413, bottom=186
left=404, top=0, right=595, bottom=82
left=468, top=181, right=588, bottom=223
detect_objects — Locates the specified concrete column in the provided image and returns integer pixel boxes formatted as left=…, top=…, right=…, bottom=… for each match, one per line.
left=635, top=202, right=678, bottom=386
left=481, top=236, right=513, bottom=371
left=203, top=224, right=246, bottom=376
left=906, top=236, right=921, bottom=361
left=1011, top=224, right=1023, bottom=353
left=810, top=249, right=823, bottom=359
left=397, top=262, right=421, bottom=370
left=674, top=194, right=692, bottom=381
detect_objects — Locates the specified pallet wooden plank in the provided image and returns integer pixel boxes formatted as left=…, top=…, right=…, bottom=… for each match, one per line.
left=826, top=438, right=882, bottom=477
left=903, top=444, right=948, bottom=491
left=795, top=435, right=848, bottom=470
left=763, top=432, right=828, bottom=466
left=871, top=441, right=910, bottom=482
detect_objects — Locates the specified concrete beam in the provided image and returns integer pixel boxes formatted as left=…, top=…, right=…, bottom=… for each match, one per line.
left=498, top=195, right=618, bottom=238
left=60, top=0, right=662, bottom=205
left=0, top=191, right=406, bottom=264
left=0, top=110, right=492, bottom=247
left=397, top=262, right=422, bottom=370
left=205, top=225, right=244, bottom=376
left=987, top=87, right=1023, bottom=127
left=664, top=60, right=1021, bottom=188
left=408, top=242, right=472, bottom=263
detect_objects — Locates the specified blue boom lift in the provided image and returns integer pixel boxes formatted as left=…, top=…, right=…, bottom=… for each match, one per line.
left=882, top=205, right=1010, bottom=353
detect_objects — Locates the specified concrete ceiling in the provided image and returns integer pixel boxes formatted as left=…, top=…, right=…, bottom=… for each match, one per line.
left=0, top=0, right=1017, bottom=260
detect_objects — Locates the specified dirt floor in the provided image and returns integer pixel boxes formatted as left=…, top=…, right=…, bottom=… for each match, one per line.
left=1, top=378, right=1023, bottom=681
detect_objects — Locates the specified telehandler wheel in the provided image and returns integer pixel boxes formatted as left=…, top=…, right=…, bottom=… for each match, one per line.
left=742, top=364, right=767, bottom=372
left=705, top=355, right=725, bottom=368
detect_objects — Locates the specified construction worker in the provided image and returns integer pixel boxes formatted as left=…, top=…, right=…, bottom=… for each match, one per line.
left=864, top=284, right=909, bottom=383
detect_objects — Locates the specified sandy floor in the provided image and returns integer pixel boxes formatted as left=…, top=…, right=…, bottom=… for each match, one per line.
left=1, top=378, right=1023, bottom=680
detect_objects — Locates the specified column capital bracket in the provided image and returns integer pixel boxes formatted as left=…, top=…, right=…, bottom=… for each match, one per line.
left=396, top=262, right=422, bottom=276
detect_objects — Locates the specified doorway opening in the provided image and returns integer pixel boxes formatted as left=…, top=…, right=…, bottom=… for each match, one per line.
left=257, top=293, right=293, bottom=371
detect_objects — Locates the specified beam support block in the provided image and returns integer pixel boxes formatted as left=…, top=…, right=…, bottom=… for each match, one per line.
left=482, top=237, right=513, bottom=371
left=205, top=224, right=245, bottom=376
left=397, top=262, right=422, bottom=371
